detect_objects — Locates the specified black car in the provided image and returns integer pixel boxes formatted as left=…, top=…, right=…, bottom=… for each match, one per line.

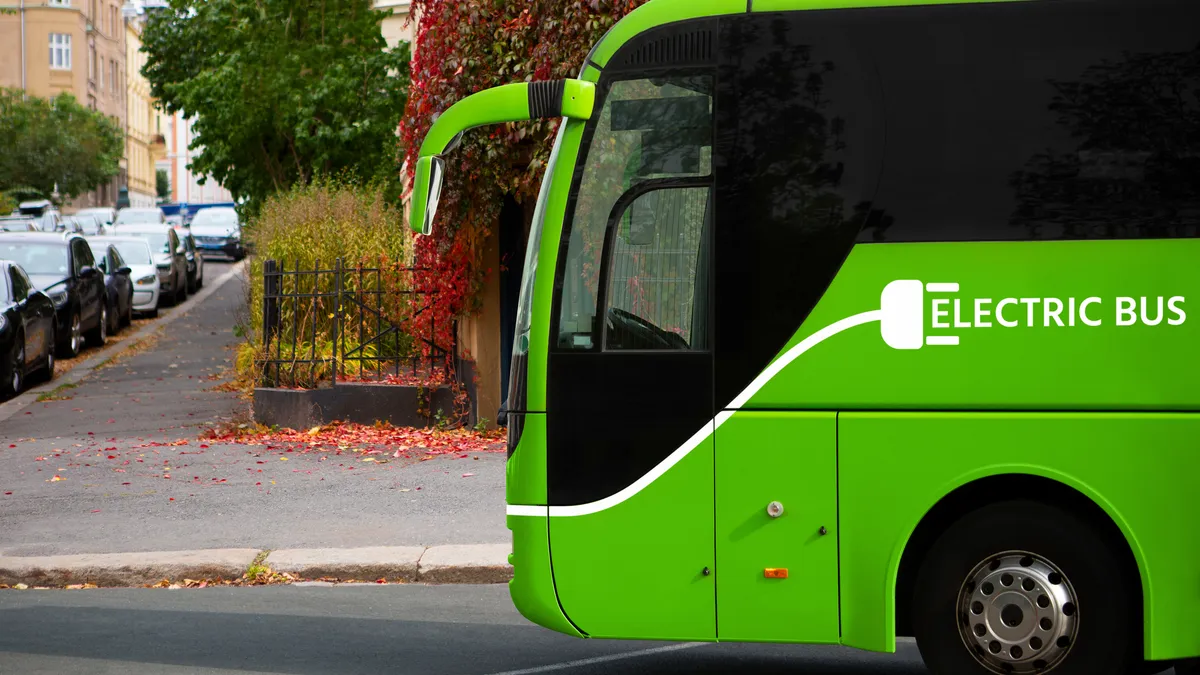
left=175, top=228, right=205, bottom=293
left=0, top=232, right=107, bottom=358
left=87, top=240, right=134, bottom=335
left=0, top=261, right=57, bottom=396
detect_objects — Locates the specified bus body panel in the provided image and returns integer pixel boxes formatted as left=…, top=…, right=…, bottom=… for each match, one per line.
left=507, top=511, right=584, bottom=638
left=716, top=412, right=839, bottom=643
left=749, top=240, right=1200, bottom=412
left=839, top=413, right=1200, bottom=660
left=547, top=431, right=717, bottom=640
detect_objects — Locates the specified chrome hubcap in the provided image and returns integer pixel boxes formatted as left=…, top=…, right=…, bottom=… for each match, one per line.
left=100, top=306, right=107, bottom=339
left=959, top=552, right=1079, bottom=674
left=71, top=315, right=81, bottom=351
left=13, top=346, right=23, bottom=390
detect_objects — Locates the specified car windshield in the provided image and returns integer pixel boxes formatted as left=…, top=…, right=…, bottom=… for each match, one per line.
left=0, top=242, right=69, bottom=276
left=129, top=231, right=172, bottom=254
left=109, top=241, right=153, bottom=265
left=191, top=209, right=238, bottom=229
left=79, top=218, right=102, bottom=235
left=116, top=209, right=162, bottom=225
left=0, top=218, right=33, bottom=232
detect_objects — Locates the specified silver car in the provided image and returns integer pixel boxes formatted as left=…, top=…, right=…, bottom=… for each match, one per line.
left=88, top=236, right=161, bottom=317
left=110, top=224, right=188, bottom=306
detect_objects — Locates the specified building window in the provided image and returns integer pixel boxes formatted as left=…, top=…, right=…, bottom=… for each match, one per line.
left=49, top=34, right=72, bottom=70
left=89, top=45, right=96, bottom=80
left=98, top=56, right=104, bottom=87
left=49, top=0, right=71, bottom=7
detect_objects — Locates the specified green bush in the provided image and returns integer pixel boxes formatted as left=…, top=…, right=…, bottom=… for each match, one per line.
left=240, top=179, right=427, bottom=388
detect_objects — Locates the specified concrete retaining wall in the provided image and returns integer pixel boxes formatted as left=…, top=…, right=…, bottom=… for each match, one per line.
left=252, top=382, right=458, bottom=430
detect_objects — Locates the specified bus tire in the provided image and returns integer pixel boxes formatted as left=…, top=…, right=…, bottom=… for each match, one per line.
left=912, top=499, right=1136, bottom=675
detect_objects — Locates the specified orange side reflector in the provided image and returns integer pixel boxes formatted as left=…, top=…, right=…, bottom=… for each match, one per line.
left=764, top=568, right=789, bottom=579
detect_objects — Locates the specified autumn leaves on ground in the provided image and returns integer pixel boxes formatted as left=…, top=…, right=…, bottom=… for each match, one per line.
left=0, top=268, right=511, bottom=569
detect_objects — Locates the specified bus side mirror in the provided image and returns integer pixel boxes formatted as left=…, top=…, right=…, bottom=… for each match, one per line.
left=411, top=156, right=446, bottom=236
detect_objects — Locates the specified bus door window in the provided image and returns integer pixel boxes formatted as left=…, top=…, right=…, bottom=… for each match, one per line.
left=555, top=75, right=713, bottom=351
left=602, top=185, right=711, bottom=351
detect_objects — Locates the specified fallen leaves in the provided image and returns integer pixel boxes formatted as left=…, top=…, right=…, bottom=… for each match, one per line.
left=201, top=420, right=506, bottom=456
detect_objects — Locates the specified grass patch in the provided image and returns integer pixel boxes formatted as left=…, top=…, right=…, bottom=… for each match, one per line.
left=36, top=382, right=79, bottom=402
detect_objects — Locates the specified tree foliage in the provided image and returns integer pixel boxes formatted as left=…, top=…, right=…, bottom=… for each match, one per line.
left=399, top=0, right=647, bottom=345
left=142, top=0, right=412, bottom=209
left=156, top=168, right=170, bottom=200
left=0, top=89, right=124, bottom=203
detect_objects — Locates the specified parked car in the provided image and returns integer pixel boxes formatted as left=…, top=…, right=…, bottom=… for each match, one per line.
left=58, top=216, right=85, bottom=234
left=0, top=232, right=107, bottom=358
left=174, top=227, right=205, bottom=293
left=0, top=261, right=57, bottom=396
left=86, top=240, right=134, bottom=334
left=75, top=207, right=117, bottom=229
left=73, top=214, right=108, bottom=236
left=189, top=207, right=245, bottom=260
left=17, top=200, right=62, bottom=232
left=114, top=207, right=166, bottom=227
left=90, top=236, right=160, bottom=318
left=113, top=224, right=187, bottom=306
left=0, top=216, right=39, bottom=233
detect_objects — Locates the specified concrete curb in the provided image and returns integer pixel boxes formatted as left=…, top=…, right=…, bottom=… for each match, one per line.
left=0, top=260, right=248, bottom=425
left=0, top=544, right=512, bottom=588
left=0, top=549, right=260, bottom=587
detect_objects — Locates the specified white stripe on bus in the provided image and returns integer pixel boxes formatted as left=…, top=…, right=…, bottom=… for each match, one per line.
left=506, top=310, right=883, bottom=519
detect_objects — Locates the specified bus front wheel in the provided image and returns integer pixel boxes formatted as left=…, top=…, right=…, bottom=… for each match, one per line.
left=912, top=499, right=1136, bottom=675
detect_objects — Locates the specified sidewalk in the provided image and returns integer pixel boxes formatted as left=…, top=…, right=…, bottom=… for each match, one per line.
left=0, top=263, right=509, bottom=584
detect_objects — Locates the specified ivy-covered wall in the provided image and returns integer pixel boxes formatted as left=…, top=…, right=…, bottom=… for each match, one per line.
left=399, top=0, right=648, bottom=347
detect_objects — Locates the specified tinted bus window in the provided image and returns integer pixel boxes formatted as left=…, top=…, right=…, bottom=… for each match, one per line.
left=852, top=0, right=1200, bottom=243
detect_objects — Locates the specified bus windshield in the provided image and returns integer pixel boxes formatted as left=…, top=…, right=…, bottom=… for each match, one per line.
left=512, top=123, right=568, bottom=358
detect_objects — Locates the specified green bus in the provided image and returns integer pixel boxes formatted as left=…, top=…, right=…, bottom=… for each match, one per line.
left=408, top=0, right=1200, bottom=673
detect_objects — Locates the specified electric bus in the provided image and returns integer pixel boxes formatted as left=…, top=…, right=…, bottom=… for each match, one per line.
left=408, top=0, right=1200, bottom=673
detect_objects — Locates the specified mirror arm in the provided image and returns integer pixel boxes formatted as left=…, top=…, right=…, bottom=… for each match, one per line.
left=410, top=79, right=596, bottom=234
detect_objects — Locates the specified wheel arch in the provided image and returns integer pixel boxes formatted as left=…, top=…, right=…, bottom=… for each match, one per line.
left=891, top=470, right=1148, bottom=649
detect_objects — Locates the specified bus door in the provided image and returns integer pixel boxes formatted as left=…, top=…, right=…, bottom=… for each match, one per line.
left=709, top=12, right=883, bottom=644
left=546, top=69, right=718, bottom=640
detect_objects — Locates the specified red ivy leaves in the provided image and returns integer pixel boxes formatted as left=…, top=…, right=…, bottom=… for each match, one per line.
left=398, top=0, right=648, bottom=342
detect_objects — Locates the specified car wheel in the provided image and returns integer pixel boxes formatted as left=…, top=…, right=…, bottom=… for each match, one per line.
left=108, top=300, right=121, bottom=336
left=3, top=334, right=24, bottom=397
left=912, top=500, right=1136, bottom=675
left=86, top=303, right=108, bottom=347
left=41, top=327, right=56, bottom=382
left=58, top=310, right=82, bottom=358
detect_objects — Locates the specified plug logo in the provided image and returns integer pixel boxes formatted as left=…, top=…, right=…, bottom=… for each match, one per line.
left=880, top=280, right=963, bottom=350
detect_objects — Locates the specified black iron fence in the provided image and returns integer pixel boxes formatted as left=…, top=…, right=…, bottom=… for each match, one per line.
left=260, top=258, right=455, bottom=389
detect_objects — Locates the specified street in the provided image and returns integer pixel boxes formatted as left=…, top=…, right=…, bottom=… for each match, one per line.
left=0, top=585, right=931, bottom=675
left=0, top=263, right=506, bottom=556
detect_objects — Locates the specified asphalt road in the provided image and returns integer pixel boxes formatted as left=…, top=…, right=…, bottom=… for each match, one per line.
left=0, top=262, right=508, bottom=556
left=0, top=585, right=936, bottom=675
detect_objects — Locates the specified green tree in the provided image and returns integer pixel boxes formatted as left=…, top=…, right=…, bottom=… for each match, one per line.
left=0, top=89, right=125, bottom=203
left=156, top=168, right=170, bottom=200
left=141, top=0, right=411, bottom=209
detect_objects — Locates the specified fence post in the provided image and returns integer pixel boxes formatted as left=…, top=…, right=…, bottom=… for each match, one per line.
left=332, top=258, right=342, bottom=386
left=262, top=259, right=279, bottom=387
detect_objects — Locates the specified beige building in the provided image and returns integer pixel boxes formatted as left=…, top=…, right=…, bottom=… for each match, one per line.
left=0, top=0, right=129, bottom=209
left=123, top=11, right=160, bottom=207
left=376, top=0, right=413, bottom=50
